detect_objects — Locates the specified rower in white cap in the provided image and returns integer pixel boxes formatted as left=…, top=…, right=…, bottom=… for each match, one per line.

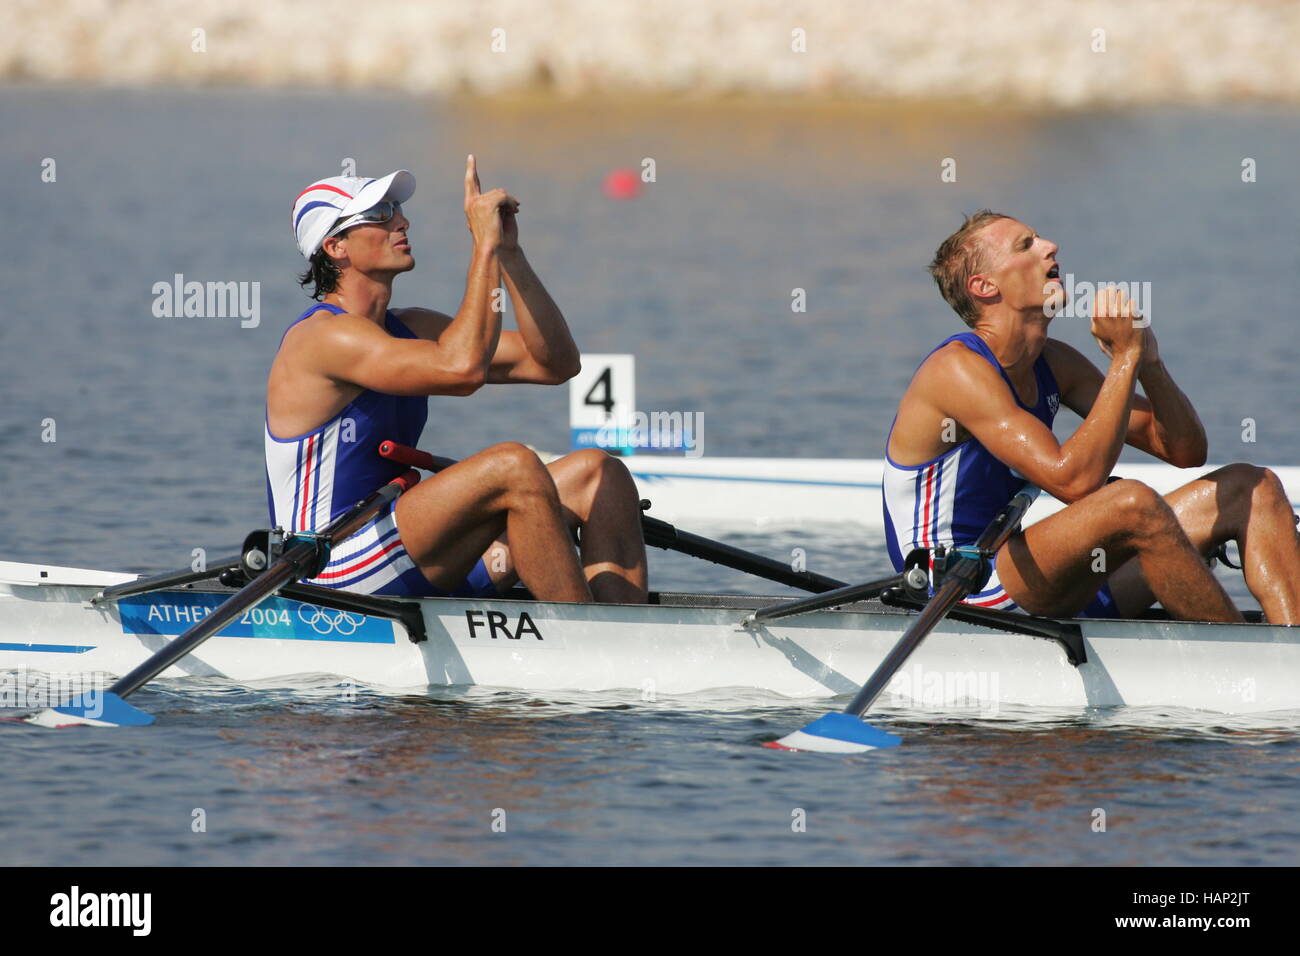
left=268, top=156, right=647, bottom=603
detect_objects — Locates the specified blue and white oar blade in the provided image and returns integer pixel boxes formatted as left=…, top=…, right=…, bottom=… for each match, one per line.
left=24, top=692, right=154, bottom=728
left=764, top=712, right=900, bottom=753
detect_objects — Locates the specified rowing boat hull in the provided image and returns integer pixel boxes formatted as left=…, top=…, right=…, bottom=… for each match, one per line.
left=1, top=563, right=1297, bottom=714
left=626, top=457, right=1300, bottom=528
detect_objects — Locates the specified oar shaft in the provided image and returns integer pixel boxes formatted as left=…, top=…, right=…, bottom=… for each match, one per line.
left=744, top=572, right=907, bottom=625
left=841, top=487, right=1038, bottom=719
left=108, top=544, right=314, bottom=698
left=92, top=556, right=243, bottom=605
left=843, top=576, right=965, bottom=717
left=642, top=515, right=846, bottom=593
left=109, top=472, right=417, bottom=700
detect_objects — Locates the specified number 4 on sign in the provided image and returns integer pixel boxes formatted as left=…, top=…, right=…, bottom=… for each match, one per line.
left=569, top=354, right=636, bottom=453
left=585, top=367, right=614, bottom=416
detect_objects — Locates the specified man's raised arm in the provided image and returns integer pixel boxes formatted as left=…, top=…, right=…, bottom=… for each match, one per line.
left=310, top=156, right=519, bottom=398
left=483, top=177, right=581, bottom=385
left=1134, top=352, right=1208, bottom=467
left=490, top=245, right=581, bottom=385
left=1052, top=308, right=1208, bottom=468
left=941, top=287, right=1149, bottom=502
left=432, top=154, right=517, bottom=388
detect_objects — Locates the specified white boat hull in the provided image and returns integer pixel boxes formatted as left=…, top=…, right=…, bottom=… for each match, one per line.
left=625, top=457, right=1300, bottom=528
left=1, top=563, right=1296, bottom=715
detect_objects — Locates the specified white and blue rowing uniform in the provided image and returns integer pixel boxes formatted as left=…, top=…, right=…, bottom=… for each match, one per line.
left=265, top=302, right=497, bottom=598
left=882, top=331, right=1119, bottom=618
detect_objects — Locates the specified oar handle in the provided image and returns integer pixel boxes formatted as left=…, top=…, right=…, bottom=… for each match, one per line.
left=378, top=440, right=456, bottom=473
left=384, top=468, right=421, bottom=492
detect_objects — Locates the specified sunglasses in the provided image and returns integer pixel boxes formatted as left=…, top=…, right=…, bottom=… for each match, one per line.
left=326, top=200, right=402, bottom=239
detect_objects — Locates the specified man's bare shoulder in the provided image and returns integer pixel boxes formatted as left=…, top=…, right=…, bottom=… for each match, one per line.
left=276, top=309, right=401, bottom=379
left=282, top=308, right=389, bottom=346
left=910, top=340, right=1003, bottom=396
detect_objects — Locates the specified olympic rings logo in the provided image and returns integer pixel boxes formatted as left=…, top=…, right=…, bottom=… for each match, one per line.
left=296, top=605, right=366, bottom=635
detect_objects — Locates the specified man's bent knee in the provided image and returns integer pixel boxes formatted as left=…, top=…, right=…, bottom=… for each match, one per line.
left=1257, top=466, right=1292, bottom=507
left=576, top=448, right=636, bottom=485
left=481, top=442, right=550, bottom=483
left=1106, top=479, right=1179, bottom=538
left=1209, top=461, right=1268, bottom=491
left=1107, top=478, right=1164, bottom=515
left=1231, top=462, right=1285, bottom=500
left=1205, top=462, right=1291, bottom=515
left=566, top=447, right=615, bottom=475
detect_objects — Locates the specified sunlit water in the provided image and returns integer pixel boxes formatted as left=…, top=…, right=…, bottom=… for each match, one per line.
left=4, top=674, right=1298, bottom=866
left=2, top=88, right=1299, bottom=864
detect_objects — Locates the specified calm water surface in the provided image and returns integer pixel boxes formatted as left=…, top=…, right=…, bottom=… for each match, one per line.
left=1, top=88, right=1299, bottom=865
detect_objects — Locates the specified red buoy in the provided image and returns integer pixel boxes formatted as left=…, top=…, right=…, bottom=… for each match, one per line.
left=602, top=168, right=642, bottom=200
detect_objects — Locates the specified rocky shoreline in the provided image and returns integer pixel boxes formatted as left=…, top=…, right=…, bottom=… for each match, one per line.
left=5, top=0, right=1297, bottom=107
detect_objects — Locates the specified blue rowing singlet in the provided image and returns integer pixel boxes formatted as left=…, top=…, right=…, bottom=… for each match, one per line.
left=881, top=332, right=1060, bottom=608
left=262, top=302, right=472, bottom=597
left=265, top=303, right=427, bottom=532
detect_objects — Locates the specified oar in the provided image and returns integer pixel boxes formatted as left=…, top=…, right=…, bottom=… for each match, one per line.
left=377, top=441, right=849, bottom=594
left=640, top=514, right=847, bottom=593
left=26, top=469, right=421, bottom=728
left=764, top=486, right=1039, bottom=753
